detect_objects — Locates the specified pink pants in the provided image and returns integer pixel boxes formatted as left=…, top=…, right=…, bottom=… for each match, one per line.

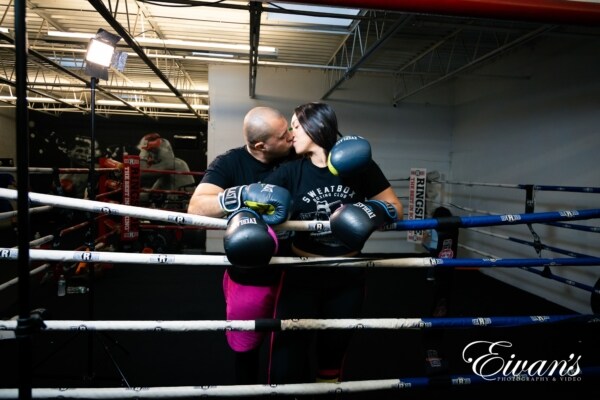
left=222, top=271, right=278, bottom=352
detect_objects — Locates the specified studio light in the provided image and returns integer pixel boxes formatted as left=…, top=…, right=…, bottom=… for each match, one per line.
left=81, top=29, right=127, bottom=369
left=85, top=38, right=115, bottom=67
left=84, top=28, right=125, bottom=81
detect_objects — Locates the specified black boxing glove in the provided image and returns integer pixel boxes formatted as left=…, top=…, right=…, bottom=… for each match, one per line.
left=327, top=136, right=372, bottom=177
left=218, top=183, right=291, bottom=225
left=223, top=208, right=279, bottom=267
left=330, top=200, right=397, bottom=251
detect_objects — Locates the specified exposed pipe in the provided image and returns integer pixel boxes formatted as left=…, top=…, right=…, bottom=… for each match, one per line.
left=272, top=0, right=600, bottom=25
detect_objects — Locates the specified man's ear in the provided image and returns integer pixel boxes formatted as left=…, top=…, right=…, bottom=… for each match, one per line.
left=253, top=141, right=266, bottom=151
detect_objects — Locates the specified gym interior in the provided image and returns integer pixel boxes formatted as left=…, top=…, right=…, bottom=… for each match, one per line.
left=0, top=1, right=599, bottom=398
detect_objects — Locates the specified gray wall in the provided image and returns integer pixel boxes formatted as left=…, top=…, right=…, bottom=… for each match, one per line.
left=206, top=34, right=600, bottom=313
left=450, top=36, right=600, bottom=313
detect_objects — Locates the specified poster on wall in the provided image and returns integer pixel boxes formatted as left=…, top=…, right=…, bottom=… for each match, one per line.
left=407, top=167, right=427, bottom=243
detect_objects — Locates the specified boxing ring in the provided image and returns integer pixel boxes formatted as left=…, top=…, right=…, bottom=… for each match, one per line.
left=1, top=174, right=600, bottom=398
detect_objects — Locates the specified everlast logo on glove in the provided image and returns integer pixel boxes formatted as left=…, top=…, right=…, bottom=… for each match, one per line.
left=223, top=208, right=278, bottom=267
left=219, top=186, right=246, bottom=212
left=354, top=202, right=376, bottom=218
left=237, top=216, right=258, bottom=226
left=260, top=184, right=275, bottom=193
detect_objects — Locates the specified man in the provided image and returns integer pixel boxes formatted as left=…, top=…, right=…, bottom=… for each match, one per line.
left=187, top=106, right=294, bottom=385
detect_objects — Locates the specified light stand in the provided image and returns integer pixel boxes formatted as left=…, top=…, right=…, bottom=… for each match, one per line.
left=82, top=28, right=129, bottom=384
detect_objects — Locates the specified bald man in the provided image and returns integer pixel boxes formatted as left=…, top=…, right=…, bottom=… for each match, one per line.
left=188, top=106, right=294, bottom=385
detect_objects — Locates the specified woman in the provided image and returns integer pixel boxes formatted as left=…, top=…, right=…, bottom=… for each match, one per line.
left=264, top=102, right=402, bottom=384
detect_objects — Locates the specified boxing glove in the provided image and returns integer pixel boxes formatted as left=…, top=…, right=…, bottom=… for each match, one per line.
left=327, top=136, right=372, bottom=177
left=330, top=200, right=397, bottom=251
left=218, top=183, right=291, bottom=225
left=223, top=208, right=279, bottom=267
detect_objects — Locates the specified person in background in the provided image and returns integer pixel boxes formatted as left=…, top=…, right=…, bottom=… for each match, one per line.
left=187, top=106, right=294, bottom=385
left=263, top=102, right=403, bottom=384
left=421, top=205, right=459, bottom=375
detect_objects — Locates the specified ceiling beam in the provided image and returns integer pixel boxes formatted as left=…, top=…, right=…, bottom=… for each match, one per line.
left=322, top=14, right=412, bottom=99
left=273, top=0, right=600, bottom=25
left=87, top=0, right=204, bottom=121
left=392, top=25, right=553, bottom=103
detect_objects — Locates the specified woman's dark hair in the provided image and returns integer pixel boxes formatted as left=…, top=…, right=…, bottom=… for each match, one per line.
left=294, top=102, right=342, bottom=154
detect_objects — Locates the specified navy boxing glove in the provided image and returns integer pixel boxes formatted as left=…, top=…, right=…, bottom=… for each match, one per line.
left=327, top=136, right=372, bottom=177
left=330, top=200, right=397, bottom=251
left=218, top=183, right=291, bottom=225
left=223, top=208, right=279, bottom=267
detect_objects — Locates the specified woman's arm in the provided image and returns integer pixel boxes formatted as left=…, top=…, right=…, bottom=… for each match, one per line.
left=369, top=186, right=403, bottom=221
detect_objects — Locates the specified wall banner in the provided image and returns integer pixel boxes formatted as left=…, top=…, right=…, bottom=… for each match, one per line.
left=407, top=167, right=427, bottom=243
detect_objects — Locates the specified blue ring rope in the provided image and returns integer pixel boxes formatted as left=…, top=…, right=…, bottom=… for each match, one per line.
left=391, top=208, right=600, bottom=231
left=544, top=221, right=600, bottom=233
left=429, top=179, right=600, bottom=193
left=420, top=314, right=596, bottom=328
left=470, top=228, right=594, bottom=258
left=520, top=267, right=597, bottom=294
left=431, top=257, right=600, bottom=268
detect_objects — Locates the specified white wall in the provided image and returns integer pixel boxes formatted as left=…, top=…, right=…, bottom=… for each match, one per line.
left=450, top=36, right=600, bottom=313
left=206, top=64, right=453, bottom=253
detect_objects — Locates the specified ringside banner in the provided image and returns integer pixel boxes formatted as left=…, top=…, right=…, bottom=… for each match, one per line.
left=407, top=168, right=427, bottom=243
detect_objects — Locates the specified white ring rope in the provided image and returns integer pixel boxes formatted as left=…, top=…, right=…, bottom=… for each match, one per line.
left=0, top=263, right=51, bottom=292
left=0, top=314, right=592, bottom=332
left=18, top=234, right=54, bottom=249
left=0, top=235, right=56, bottom=292
left=0, top=248, right=411, bottom=267
left=0, top=167, right=117, bottom=174
left=0, top=318, right=422, bottom=331
left=0, top=188, right=324, bottom=232
left=1, top=368, right=598, bottom=399
left=1, top=248, right=598, bottom=269
left=0, top=379, right=426, bottom=399
left=0, top=205, right=53, bottom=221
left=0, top=188, right=226, bottom=230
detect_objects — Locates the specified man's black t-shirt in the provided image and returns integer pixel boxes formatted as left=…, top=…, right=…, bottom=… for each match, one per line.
left=201, top=146, right=280, bottom=188
left=201, top=146, right=290, bottom=285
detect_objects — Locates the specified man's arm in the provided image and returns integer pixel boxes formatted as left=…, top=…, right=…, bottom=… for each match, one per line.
left=187, top=182, right=226, bottom=217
